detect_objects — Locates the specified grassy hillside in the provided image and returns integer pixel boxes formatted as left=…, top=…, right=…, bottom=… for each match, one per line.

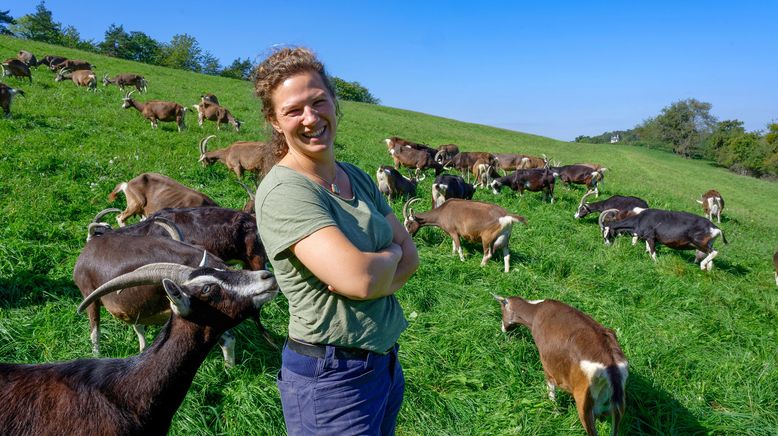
left=1, top=36, right=777, bottom=435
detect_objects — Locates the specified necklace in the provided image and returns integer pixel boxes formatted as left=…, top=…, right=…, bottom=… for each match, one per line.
left=291, top=153, right=341, bottom=195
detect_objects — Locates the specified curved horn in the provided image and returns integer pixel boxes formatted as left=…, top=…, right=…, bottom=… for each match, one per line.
left=77, top=263, right=194, bottom=314
left=92, top=208, right=121, bottom=223
left=102, top=73, right=108, bottom=80
left=402, top=197, right=422, bottom=221
left=152, top=217, right=184, bottom=242
left=578, top=190, right=595, bottom=209
left=199, top=135, right=216, bottom=157
left=598, top=208, right=619, bottom=231
left=434, top=150, right=444, bottom=163
left=237, top=179, right=256, bottom=201
left=126, top=90, right=135, bottom=99
left=86, top=222, right=111, bottom=241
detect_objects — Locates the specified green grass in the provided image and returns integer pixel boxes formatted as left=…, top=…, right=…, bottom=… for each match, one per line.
left=1, top=36, right=777, bottom=435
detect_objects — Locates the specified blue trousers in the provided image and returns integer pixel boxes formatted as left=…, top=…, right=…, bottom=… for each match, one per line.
left=277, top=341, right=405, bottom=435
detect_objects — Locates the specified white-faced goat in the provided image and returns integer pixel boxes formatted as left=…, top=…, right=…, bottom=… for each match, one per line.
left=16, top=50, right=37, bottom=67
left=199, top=135, right=278, bottom=181
left=108, top=172, right=218, bottom=226
left=1, top=58, right=32, bottom=83
left=387, top=140, right=443, bottom=179
left=376, top=165, right=418, bottom=200
left=193, top=99, right=241, bottom=132
left=697, top=189, right=724, bottom=223
left=600, top=208, right=728, bottom=271
left=432, top=174, right=475, bottom=208
left=575, top=190, right=649, bottom=220
left=55, top=68, right=97, bottom=91
left=549, top=164, right=607, bottom=196
left=490, top=168, right=557, bottom=203
left=122, top=90, right=187, bottom=131
left=493, top=294, right=627, bottom=436
left=0, top=83, right=24, bottom=118
left=103, top=73, right=148, bottom=92
left=0, top=263, right=277, bottom=436
left=403, top=198, right=526, bottom=272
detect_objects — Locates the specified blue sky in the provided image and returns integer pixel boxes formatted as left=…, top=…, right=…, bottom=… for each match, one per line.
left=6, top=1, right=777, bottom=141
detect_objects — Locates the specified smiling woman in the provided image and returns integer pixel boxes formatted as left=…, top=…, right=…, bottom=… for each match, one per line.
left=253, top=47, right=419, bottom=435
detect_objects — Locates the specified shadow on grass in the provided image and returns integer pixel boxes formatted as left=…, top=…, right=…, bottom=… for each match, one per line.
left=0, top=271, right=79, bottom=309
left=626, top=372, right=708, bottom=435
left=674, top=252, right=750, bottom=276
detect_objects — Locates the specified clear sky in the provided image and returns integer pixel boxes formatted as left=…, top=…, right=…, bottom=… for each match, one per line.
left=5, top=1, right=777, bottom=141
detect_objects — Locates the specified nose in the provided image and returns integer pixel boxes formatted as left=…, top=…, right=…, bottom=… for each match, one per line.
left=301, top=105, right=319, bottom=126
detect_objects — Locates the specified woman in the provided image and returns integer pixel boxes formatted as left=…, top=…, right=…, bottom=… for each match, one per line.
left=253, top=47, right=419, bottom=435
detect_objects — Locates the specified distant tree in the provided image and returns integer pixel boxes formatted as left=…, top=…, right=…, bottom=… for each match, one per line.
left=200, top=51, right=221, bottom=76
left=0, top=10, right=15, bottom=35
left=99, top=24, right=131, bottom=58
left=61, top=25, right=95, bottom=52
left=637, top=98, right=717, bottom=158
left=127, top=31, right=162, bottom=64
left=330, top=77, right=379, bottom=104
left=220, top=57, right=253, bottom=80
left=160, top=33, right=202, bottom=72
left=12, top=1, right=62, bottom=44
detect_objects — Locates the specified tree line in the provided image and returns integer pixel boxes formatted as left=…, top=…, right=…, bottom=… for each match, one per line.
left=0, top=2, right=379, bottom=103
left=576, top=99, right=778, bottom=179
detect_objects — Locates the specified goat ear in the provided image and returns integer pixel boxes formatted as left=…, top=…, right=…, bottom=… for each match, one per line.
left=162, top=279, right=191, bottom=316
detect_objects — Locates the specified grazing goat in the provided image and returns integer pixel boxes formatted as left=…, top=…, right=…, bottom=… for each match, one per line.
left=385, top=136, right=438, bottom=160
left=122, top=90, right=187, bottom=131
left=473, top=158, right=500, bottom=189
left=0, top=83, right=24, bottom=118
left=376, top=165, right=417, bottom=201
left=441, top=151, right=497, bottom=182
left=435, top=143, right=460, bottom=163
left=0, top=262, right=277, bottom=436
left=201, top=93, right=219, bottom=105
left=50, top=58, right=93, bottom=72
left=16, top=50, right=37, bottom=67
left=193, top=99, right=241, bottom=132
left=575, top=190, right=649, bottom=219
left=491, top=168, right=557, bottom=203
left=108, top=172, right=218, bottom=227
left=601, top=208, right=727, bottom=271
left=494, top=153, right=526, bottom=174
left=431, top=174, right=475, bottom=208
left=55, top=68, right=97, bottom=91
left=103, top=73, right=148, bottom=92
left=403, top=198, right=526, bottom=272
left=549, top=164, right=607, bottom=196
left=199, top=135, right=277, bottom=181
left=37, top=55, right=67, bottom=69
left=493, top=294, right=627, bottom=436
left=387, top=140, right=443, bottom=179
left=697, top=189, right=724, bottom=223
left=519, top=154, right=549, bottom=170
left=1, top=59, right=32, bottom=83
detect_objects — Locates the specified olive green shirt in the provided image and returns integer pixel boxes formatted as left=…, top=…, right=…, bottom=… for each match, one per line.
left=255, top=162, right=407, bottom=353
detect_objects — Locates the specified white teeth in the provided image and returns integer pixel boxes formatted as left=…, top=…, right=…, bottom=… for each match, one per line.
left=302, top=126, right=325, bottom=138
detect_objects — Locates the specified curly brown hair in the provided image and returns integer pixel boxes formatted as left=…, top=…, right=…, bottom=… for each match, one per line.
left=253, top=47, right=339, bottom=158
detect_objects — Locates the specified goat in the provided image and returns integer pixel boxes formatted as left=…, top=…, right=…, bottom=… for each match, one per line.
left=697, top=189, right=724, bottom=223
left=199, top=135, right=277, bottom=181
left=431, top=174, right=475, bottom=208
left=1, top=59, right=32, bottom=83
left=440, top=151, right=497, bottom=182
left=16, top=50, right=37, bottom=67
left=473, top=158, right=500, bottom=189
left=549, top=164, right=607, bottom=196
left=490, top=168, right=557, bottom=203
left=385, top=136, right=438, bottom=160
left=193, top=100, right=241, bottom=132
left=435, top=143, right=460, bottom=163
left=774, top=250, right=778, bottom=287
left=387, top=140, right=443, bottom=179
left=55, top=68, right=97, bottom=91
left=575, top=190, right=649, bottom=220
left=520, top=154, right=549, bottom=169
left=50, top=58, right=93, bottom=72
left=0, top=262, right=277, bottom=435
left=493, top=153, right=527, bottom=173
left=0, top=83, right=24, bottom=118
left=108, top=172, right=218, bottom=227
left=376, top=165, right=417, bottom=201
left=103, top=73, right=148, bottom=92
left=403, top=198, right=526, bottom=272
left=201, top=93, right=219, bottom=105
left=37, top=55, right=67, bottom=69
left=601, top=208, right=727, bottom=271
left=493, top=294, right=627, bottom=436
left=122, top=90, right=187, bottom=131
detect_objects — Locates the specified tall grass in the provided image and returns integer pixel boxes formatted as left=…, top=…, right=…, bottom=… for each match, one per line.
left=1, top=36, right=776, bottom=435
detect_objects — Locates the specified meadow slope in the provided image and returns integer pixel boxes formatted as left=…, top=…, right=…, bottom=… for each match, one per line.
left=1, top=36, right=776, bottom=435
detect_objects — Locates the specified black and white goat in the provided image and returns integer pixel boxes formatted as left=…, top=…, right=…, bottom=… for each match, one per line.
left=431, top=174, right=475, bottom=208
left=574, top=190, right=649, bottom=219
left=490, top=168, right=557, bottom=203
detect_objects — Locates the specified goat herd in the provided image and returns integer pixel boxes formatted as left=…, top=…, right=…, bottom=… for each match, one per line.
left=1, top=48, right=777, bottom=436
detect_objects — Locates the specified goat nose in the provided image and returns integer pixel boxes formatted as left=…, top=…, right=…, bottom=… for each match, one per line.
left=259, top=270, right=274, bottom=280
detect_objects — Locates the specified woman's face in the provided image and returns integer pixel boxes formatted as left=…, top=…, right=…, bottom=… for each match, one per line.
left=270, top=71, right=337, bottom=157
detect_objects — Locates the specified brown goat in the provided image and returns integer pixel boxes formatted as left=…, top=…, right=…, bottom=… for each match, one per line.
left=193, top=100, right=241, bottom=131
left=103, top=73, right=147, bottom=92
left=697, top=189, right=724, bottom=223
left=107, top=172, right=218, bottom=226
left=122, top=90, right=187, bottom=131
left=198, top=135, right=278, bottom=180
left=403, top=198, right=526, bottom=272
left=16, top=50, right=37, bottom=67
left=0, top=83, right=24, bottom=118
left=50, top=58, right=93, bottom=72
left=494, top=295, right=627, bottom=436
left=472, top=158, right=500, bottom=188
left=55, top=69, right=97, bottom=91
left=1, top=59, right=32, bottom=83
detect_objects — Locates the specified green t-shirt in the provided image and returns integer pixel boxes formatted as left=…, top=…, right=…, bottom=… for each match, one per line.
left=255, top=161, right=407, bottom=353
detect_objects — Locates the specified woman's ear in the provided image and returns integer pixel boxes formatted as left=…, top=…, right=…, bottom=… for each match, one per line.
left=270, top=117, right=283, bottom=134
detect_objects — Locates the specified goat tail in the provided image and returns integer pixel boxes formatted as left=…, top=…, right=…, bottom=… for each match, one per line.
left=107, top=182, right=127, bottom=203
left=510, top=214, right=528, bottom=225
left=606, top=365, right=626, bottom=432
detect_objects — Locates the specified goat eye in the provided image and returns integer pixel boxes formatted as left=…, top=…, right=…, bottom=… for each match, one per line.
left=201, top=285, right=213, bottom=295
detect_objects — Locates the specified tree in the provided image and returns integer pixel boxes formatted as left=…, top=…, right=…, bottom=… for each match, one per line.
left=220, top=57, right=253, bottom=80
left=160, top=34, right=202, bottom=72
left=200, top=51, right=221, bottom=76
left=61, top=25, right=95, bottom=51
left=126, top=31, right=162, bottom=64
left=0, top=10, right=14, bottom=35
left=637, top=99, right=717, bottom=157
left=12, top=1, right=62, bottom=44
left=330, top=77, right=379, bottom=104
left=98, top=24, right=131, bottom=58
